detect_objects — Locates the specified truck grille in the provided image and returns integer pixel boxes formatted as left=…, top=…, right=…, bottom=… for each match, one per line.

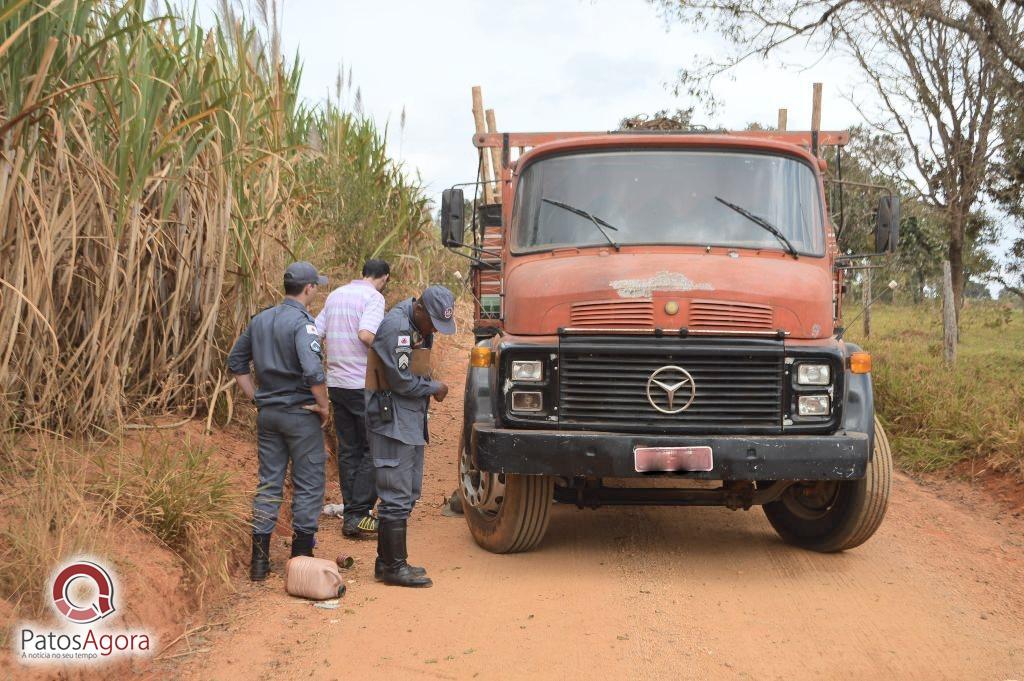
left=689, top=299, right=774, bottom=330
left=558, top=337, right=784, bottom=433
left=570, top=299, right=654, bottom=328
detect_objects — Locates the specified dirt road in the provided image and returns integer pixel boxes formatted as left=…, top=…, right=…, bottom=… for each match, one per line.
left=175, top=337, right=1024, bottom=681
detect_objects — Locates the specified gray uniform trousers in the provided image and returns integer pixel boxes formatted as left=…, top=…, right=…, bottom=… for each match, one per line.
left=369, top=430, right=424, bottom=521
left=253, top=407, right=327, bottom=535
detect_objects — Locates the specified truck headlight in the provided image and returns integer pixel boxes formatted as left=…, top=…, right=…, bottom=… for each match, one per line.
left=796, top=364, right=831, bottom=385
left=511, top=360, right=543, bottom=382
left=511, top=391, right=543, bottom=412
left=797, top=395, right=830, bottom=416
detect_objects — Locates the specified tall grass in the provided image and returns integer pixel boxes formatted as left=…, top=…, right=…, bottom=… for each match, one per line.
left=0, top=434, right=247, bottom=620
left=0, top=1, right=441, bottom=435
left=846, top=302, right=1024, bottom=479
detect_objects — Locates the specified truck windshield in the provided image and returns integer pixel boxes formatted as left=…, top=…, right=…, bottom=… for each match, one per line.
left=513, top=150, right=825, bottom=256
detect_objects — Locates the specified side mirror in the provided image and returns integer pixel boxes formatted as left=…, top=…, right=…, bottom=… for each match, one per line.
left=440, top=188, right=465, bottom=247
left=875, top=195, right=900, bottom=253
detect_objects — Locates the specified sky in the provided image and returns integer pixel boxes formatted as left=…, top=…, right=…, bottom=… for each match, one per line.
left=192, top=0, right=1010, bottom=291
left=199, top=0, right=865, bottom=203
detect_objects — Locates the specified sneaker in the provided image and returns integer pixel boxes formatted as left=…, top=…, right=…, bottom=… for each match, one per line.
left=357, top=515, right=379, bottom=533
left=342, top=520, right=365, bottom=538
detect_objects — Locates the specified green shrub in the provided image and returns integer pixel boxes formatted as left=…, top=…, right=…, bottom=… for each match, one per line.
left=846, top=303, right=1024, bottom=479
left=91, top=438, right=247, bottom=600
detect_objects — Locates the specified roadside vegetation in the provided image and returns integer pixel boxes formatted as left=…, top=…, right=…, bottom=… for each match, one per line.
left=846, top=302, right=1024, bottom=480
left=0, top=432, right=246, bottom=626
left=0, top=0, right=451, bottom=638
left=0, top=0, right=448, bottom=435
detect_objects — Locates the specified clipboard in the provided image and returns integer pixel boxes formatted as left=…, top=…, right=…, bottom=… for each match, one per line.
left=365, top=348, right=432, bottom=391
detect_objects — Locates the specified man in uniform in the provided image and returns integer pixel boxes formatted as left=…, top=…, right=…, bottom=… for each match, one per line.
left=228, top=262, right=332, bottom=581
left=366, top=285, right=456, bottom=588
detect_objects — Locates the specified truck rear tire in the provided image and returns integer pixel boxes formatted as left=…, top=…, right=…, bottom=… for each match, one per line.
left=458, top=432, right=554, bottom=553
left=763, top=417, right=892, bottom=552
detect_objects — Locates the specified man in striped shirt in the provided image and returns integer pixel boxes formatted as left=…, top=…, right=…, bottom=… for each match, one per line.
left=315, top=259, right=390, bottom=538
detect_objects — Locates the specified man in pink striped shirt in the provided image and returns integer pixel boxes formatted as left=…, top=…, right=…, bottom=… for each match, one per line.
left=315, top=259, right=390, bottom=538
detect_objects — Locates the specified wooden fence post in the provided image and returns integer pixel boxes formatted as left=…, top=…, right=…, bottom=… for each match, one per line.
left=862, top=268, right=872, bottom=338
left=942, top=260, right=957, bottom=365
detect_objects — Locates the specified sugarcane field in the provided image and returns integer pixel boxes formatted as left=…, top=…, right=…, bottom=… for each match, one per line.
left=2, top=1, right=1024, bottom=680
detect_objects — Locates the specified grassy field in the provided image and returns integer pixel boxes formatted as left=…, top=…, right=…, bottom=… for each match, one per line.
left=845, top=302, right=1024, bottom=480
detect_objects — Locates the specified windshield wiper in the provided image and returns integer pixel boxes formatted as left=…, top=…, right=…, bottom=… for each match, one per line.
left=714, top=196, right=799, bottom=259
left=542, top=197, right=620, bottom=251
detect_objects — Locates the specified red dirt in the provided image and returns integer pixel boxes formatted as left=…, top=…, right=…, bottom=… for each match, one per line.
left=160, top=333, right=1024, bottom=681
left=9, top=331, right=1024, bottom=680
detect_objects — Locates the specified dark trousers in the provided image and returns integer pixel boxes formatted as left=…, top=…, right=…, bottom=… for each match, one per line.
left=368, top=431, right=424, bottom=522
left=329, top=387, right=377, bottom=523
left=253, top=408, right=326, bottom=535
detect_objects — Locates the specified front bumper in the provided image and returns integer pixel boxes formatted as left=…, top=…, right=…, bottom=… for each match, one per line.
left=473, top=425, right=870, bottom=480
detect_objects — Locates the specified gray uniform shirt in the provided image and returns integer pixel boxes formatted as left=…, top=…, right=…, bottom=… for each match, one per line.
left=227, top=298, right=326, bottom=410
left=366, top=298, right=442, bottom=447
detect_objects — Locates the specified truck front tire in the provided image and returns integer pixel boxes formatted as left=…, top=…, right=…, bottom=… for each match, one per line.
left=762, top=417, right=892, bottom=552
left=458, top=432, right=554, bottom=553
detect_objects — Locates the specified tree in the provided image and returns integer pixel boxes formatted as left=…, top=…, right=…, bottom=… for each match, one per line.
left=991, top=237, right=1024, bottom=304
left=619, top=108, right=696, bottom=130
left=650, top=0, right=1020, bottom=329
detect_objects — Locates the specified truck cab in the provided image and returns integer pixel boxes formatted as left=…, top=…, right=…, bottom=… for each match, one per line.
left=441, top=129, right=897, bottom=554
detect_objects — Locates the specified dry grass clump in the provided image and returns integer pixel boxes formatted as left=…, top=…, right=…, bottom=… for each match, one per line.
left=0, top=1, right=445, bottom=435
left=0, top=432, right=248, bottom=624
left=846, top=302, right=1024, bottom=480
left=0, top=443, right=105, bottom=621
left=91, top=439, right=247, bottom=602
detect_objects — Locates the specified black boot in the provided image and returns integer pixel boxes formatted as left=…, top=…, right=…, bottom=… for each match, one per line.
left=250, top=533, right=271, bottom=582
left=375, top=526, right=426, bottom=580
left=291, top=530, right=315, bottom=558
left=376, top=519, right=431, bottom=587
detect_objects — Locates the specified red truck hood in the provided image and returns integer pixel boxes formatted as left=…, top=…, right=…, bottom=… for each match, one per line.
left=502, top=249, right=834, bottom=340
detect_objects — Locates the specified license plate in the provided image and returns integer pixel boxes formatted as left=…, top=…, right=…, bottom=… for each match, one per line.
left=634, top=446, right=713, bottom=473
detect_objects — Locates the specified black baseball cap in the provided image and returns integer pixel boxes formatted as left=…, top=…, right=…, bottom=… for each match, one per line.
left=284, top=261, right=328, bottom=287
left=420, top=285, right=456, bottom=335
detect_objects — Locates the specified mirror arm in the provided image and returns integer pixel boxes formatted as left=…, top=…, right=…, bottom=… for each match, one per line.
left=836, top=252, right=893, bottom=262
left=446, top=246, right=501, bottom=270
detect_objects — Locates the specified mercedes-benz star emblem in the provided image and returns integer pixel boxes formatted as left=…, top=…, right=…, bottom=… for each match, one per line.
left=645, top=365, right=697, bottom=414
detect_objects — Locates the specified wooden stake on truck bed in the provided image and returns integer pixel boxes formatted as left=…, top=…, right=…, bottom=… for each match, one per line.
left=811, top=82, right=822, bottom=156
left=485, top=108, right=502, bottom=204
left=471, top=86, right=494, bottom=204
left=777, top=108, right=788, bottom=131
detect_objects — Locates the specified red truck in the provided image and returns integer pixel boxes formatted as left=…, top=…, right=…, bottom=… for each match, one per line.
left=440, top=127, right=897, bottom=554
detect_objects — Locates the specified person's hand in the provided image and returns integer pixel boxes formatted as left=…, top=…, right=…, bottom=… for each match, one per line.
left=304, top=403, right=331, bottom=430
left=432, top=382, right=449, bottom=402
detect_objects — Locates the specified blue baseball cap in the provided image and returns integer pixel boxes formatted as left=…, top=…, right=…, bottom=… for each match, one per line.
left=420, top=285, right=456, bottom=335
left=284, top=261, right=328, bottom=287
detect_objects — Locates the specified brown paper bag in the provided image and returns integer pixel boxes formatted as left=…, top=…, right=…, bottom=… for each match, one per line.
left=365, top=348, right=431, bottom=391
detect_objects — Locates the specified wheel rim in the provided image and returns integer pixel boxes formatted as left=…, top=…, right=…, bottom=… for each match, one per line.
left=780, top=481, right=842, bottom=520
left=459, top=436, right=506, bottom=517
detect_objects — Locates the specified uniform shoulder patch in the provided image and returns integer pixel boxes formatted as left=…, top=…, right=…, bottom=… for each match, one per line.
left=397, top=335, right=411, bottom=347
left=311, top=339, right=321, bottom=354
left=305, top=324, right=318, bottom=336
